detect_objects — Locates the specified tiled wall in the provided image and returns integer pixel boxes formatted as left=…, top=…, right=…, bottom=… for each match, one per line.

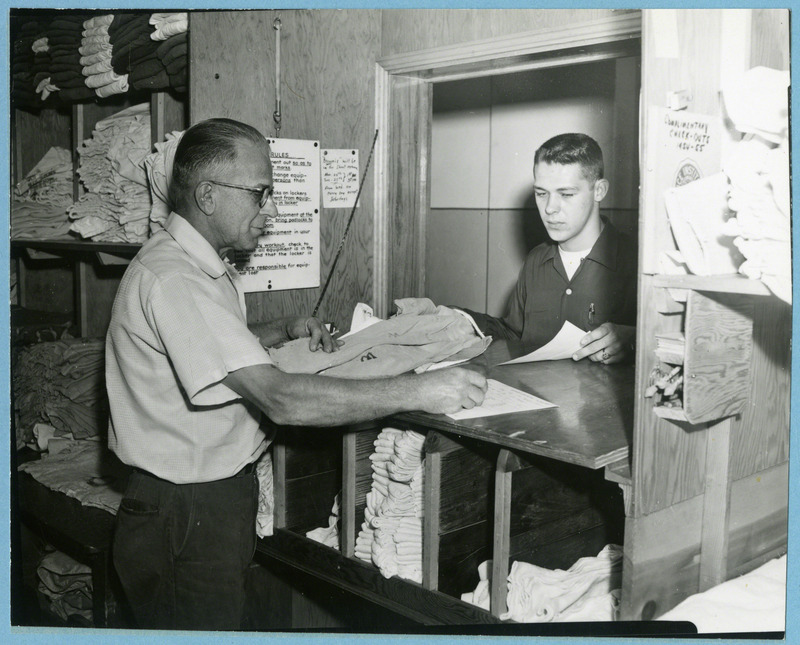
left=427, top=58, right=639, bottom=316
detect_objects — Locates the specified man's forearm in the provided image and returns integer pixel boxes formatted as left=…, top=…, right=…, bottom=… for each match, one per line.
left=222, top=363, right=484, bottom=426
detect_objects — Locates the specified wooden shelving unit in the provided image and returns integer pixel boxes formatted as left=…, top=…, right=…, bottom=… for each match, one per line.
left=11, top=89, right=187, bottom=627
left=11, top=91, right=185, bottom=337
left=621, top=8, right=790, bottom=622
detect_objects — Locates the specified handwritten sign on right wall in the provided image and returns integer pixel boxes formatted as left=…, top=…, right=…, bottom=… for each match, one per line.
left=322, top=148, right=360, bottom=209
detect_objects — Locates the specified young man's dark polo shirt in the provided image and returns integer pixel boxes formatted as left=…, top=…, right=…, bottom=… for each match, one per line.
left=463, top=220, right=637, bottom=351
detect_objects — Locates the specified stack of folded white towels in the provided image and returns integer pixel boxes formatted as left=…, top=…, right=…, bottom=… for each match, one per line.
left=67, top=102, right=152, bottom=242
left=354, top=428, right=426, bottom=583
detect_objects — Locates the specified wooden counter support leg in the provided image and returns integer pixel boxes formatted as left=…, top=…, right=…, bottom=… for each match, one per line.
left=491, top=449, right=525, bottom=618
left=341, top=431, right=357, bottom=557
left=273, top=441, right=287, bottom=530
left=604, top=458, right=633, bottom=516
left=699, top=417, right=733, bottom=591
left=422, top=448, right=441, bottom=590
left=422, top=431, right=464, bottom=592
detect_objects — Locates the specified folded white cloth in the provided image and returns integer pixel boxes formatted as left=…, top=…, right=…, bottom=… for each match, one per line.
left=501, top=544, right=623, bottom=622
left=94, top=75, right=129, bottom=98
left=80, top=49, right=111, bottom=67
left=32, top=37, right=49, bottom=52
left=83, top=14, right=114, bottom=30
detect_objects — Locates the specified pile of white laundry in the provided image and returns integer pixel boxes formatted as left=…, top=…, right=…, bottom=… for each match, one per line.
left=12, top=146, right=74, bottom=239
left=720, top=67, right=791, bottom=304
left=461, top=544, right=623, bottom=622
left=68, top=102, right=152, bottom=242
left=354, top=428, right=426, bottom=583
left=143, top=129, right=184, bottom=232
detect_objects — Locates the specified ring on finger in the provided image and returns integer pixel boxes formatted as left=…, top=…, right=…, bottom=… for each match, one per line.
left=601, top=351, right=608, bottom=361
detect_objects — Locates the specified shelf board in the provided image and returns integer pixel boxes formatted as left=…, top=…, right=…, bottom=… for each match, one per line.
left=652, top=405, right=690, bottom=421
left=651, top=273, right=772, bottom=296
left=11, top=238, right=142, bottom=256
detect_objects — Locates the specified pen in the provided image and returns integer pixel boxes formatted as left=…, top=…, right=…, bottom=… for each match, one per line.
left=588, top=302, right=595, bottom=326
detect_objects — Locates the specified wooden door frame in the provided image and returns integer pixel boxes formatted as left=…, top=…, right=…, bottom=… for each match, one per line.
left=372, top=11, right=643, bottom=317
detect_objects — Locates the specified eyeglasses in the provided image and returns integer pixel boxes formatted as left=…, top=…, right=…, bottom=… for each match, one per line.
left=207, top=180, right=274, bottom=208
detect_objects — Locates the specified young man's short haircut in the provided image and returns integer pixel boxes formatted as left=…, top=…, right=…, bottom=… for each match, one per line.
left=534, top=133, right=604, bottom=182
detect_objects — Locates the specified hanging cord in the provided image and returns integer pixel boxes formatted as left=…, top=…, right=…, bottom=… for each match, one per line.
left=273, top=17, right=282, bottom=138
left=312, top=129, right=379, bottom=318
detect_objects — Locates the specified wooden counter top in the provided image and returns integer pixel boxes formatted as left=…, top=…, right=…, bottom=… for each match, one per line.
left=398, top=340, right=634, bottom=469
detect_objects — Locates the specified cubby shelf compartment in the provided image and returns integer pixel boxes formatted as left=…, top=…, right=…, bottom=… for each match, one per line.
left=651, top=289, right=754, bottom=425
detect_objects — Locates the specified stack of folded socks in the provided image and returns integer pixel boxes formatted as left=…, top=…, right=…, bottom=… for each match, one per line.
left=80, top=14, right=127, bottom=99
left=13, top=11, right=189, bottom=107
left=12, top=146, right=74, bottom=239
left=68, top=102, right=153, bottom=242
left=354, top=428, right=426, bottom=583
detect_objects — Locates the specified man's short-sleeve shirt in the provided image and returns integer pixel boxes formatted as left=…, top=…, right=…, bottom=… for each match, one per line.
left=106, top=212, right=272, bottom=483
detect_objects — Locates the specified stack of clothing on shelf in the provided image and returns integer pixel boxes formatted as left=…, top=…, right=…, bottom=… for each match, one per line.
left=354, top=428, right=426, bottom=583
left=68, top=103, right=152, bottom=242
left=152, top=13, right=188, bottom=93
left=11, top=11, right=189, bottom=108
left=80, top=14, right=127, bottom=99
left=11, top=19, right=45, bottom=108
left=49, top=14, right=96, bottom=103
left=18, top=438, right=129, bottom=513
left=13, top=338, right=108, bottom=449
left=31, top=32, right=58, bottom=101
left=460, top=544, right=623, bottom=622
left=36, top=549, right=96, bottom=624
left=720, top=67, right=791, bottom=304
left=143, top=129, right=184, bottom=232
left=109, top=12, right=187, bottom=92
left=12, top=146, right=74, bottom=239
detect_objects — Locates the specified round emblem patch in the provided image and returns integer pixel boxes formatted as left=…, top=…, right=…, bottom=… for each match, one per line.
left=674, top=161, right=701, bottom=186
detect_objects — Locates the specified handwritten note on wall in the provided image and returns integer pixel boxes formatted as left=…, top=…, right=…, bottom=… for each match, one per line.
left=235, top=138, right=321, bottom=293
left=322, top=148, right=360, bottom=208
left=652, top=108, right=720, bottom=187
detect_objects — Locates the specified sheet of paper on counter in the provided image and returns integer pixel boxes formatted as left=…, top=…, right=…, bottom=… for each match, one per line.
left=499, top=321, right=585, bottom=364
left=446, top=379, right=556, bottom=420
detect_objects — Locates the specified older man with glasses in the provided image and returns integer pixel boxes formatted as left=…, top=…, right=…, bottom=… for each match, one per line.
left=105, top=118, right=487, bottom=631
